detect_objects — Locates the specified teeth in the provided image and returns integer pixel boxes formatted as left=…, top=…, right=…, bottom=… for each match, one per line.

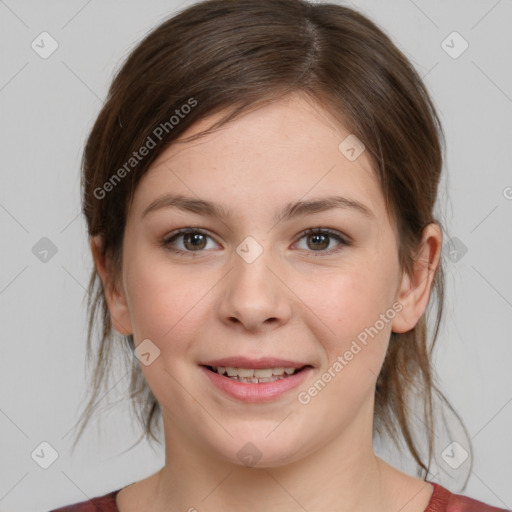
left=211, top=366, right=301, bottom=380
left=254, top=368, right=273, bottom=378
left=238, top=368, right=255, bottom=378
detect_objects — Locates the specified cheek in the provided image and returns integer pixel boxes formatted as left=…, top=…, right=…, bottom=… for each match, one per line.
left=295, top=269, right=396, bottom=419
left=298, top=259, right=398, bottom=372
left=309, top=265, right=395, bottom=334
left=123, top=251, right=210, bottom=351
left=123, top=254, right=212, bottom=410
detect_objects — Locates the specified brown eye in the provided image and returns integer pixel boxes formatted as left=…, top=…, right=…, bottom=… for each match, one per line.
left=295, top=228, right=350, bottom=255
left=162, top=229, right=217, bottom=254
left=162, top=227, right=350, bottom=257
left=182, top=232, right=207, bottom=250
left=306, top=233, right=330, bottom=251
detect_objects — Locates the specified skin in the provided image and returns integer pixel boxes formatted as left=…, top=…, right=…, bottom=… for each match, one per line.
left=91, top=92, right=442, bottom=512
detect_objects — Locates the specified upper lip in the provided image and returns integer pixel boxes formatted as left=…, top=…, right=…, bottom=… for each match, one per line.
left=200, top=357, right=311, bottom=369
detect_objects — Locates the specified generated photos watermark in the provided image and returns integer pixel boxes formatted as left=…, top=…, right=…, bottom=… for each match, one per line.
left=297, top=301, right=403, bottom=405
left=94, top=97, right=198, bottom=200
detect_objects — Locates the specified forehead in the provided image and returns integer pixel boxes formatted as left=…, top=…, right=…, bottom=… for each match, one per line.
left=130, top=94, right=386, bottom=225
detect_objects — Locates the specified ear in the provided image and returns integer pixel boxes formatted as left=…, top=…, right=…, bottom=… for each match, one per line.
left=392, top=223, right=443, bottom=334
left=90, top=235, right=133, bottom=336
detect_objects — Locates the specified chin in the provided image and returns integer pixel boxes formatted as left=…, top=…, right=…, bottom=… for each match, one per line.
left=213, top=433, right=308, bottom=469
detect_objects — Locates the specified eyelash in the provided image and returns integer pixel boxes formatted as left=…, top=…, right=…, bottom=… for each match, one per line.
left=161, top=227, right=351, bottom=257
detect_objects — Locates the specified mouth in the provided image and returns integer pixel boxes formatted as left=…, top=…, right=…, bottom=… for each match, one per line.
left=203, top=365, right=310, bottom=383
left=199, top=357, right=314, bottom=402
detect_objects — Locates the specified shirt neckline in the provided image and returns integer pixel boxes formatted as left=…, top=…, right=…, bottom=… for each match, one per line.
left=112, top=480, right=443, bottom=512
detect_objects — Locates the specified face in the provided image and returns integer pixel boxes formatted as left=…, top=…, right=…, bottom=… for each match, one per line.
left=96, top=92, right=437, bottom=468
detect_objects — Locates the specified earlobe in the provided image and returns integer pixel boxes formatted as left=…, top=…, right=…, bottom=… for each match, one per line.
left=89, top=235, right=133, bottom=336
left=391, top=223, right=442, bottom=334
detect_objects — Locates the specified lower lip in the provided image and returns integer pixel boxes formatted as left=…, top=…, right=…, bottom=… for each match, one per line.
left=200, top=366, right=313, bottom=403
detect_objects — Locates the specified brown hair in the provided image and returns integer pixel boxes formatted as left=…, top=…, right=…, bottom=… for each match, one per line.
left=73, top=0, right=471, bottom=484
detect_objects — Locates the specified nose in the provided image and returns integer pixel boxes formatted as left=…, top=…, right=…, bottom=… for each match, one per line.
left=217, top=242, right=292, bottom=333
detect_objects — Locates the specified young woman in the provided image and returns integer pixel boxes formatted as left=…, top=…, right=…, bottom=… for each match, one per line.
left=49, top=0, right=509, bottom=511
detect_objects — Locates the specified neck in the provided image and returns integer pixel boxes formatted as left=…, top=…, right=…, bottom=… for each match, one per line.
left=151, top=412, right=396, bottom=512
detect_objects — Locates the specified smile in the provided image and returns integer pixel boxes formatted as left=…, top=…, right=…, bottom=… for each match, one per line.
left=207, top=365, right=303, bottom=383
left=200, top=362, right=313, bottom=402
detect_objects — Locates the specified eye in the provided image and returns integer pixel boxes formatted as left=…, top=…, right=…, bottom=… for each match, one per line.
left=162, top=228, right=219, bottom=255
left=294, top=228, right=350, bottom=255
left=161, top=227, right=351, bottom=256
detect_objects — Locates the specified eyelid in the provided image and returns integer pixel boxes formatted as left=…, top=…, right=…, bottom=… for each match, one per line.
left=296, top=227, right=350, bottom=245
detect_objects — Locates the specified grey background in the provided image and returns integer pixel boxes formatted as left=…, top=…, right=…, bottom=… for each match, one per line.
left=1, top=1, right=511, bottom=511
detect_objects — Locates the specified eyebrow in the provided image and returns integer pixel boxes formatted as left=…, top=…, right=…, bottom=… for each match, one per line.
left=142, top=193, right=375, bottom=223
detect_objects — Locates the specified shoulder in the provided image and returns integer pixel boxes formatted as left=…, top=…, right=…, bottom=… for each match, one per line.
left=427, top=482, right=510, bottom=512
left=46, top=489, right=121, bottom=512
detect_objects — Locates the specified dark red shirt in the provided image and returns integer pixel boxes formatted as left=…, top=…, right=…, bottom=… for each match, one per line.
left=47, top=481, right=510, bottom=511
